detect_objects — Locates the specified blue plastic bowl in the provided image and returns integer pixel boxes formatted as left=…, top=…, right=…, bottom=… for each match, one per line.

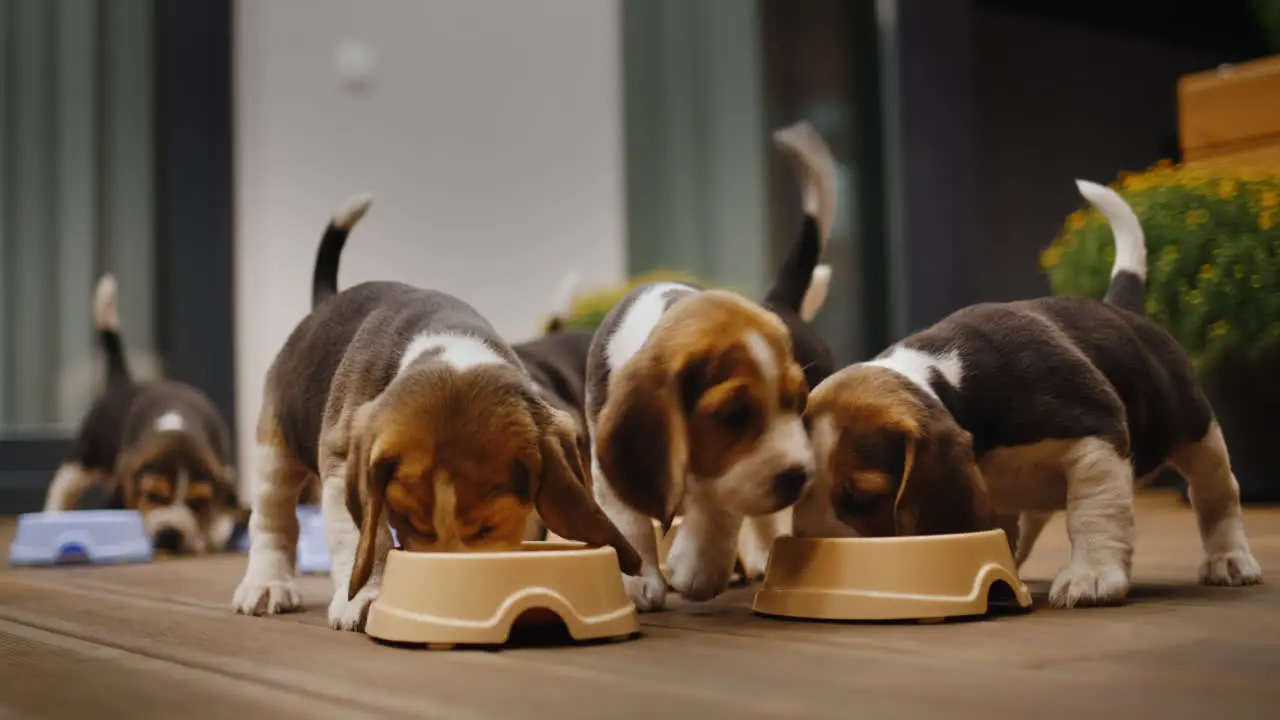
left=8, top=510, right=154, bottom=566
left=233, top=505, right=330, bottom=575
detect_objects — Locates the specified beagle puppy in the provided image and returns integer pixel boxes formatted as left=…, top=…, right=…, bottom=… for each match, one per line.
left=586, top=121, right=839, bottom=611
left=794, top=180, right=1263, bottom=608
left=232, top=196, right=640, bottom=631
left=43, top=275, right=244, bottom=554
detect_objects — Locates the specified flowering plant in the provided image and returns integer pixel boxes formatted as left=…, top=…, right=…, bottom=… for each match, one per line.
left=1041, top=161, right=1280, bottom=379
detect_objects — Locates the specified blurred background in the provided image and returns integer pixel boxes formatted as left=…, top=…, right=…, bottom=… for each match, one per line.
left=1, top=0, right=1277, bottom=509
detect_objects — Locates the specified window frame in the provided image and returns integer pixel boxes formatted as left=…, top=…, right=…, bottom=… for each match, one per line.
left=0, top=0, right=235, bottom=514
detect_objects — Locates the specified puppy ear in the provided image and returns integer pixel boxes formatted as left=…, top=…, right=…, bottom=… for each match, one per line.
left=346, top=404, right=394, bottom=600
left=535, top=407, right=642, bottom=575
left=113, top=450, right=142, bottom=509
left=594, top=358, right=687, bottom=525
left=892, top=419, right=993, bottom=536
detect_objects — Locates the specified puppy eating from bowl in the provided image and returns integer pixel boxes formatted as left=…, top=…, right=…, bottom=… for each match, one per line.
left=232, top=196, right=640, bottom=631
left=793, top=179, right=1262, bottom=608
left=585, top=121, right=839, bottom=611
left=44, top=274, right=243, bottom=555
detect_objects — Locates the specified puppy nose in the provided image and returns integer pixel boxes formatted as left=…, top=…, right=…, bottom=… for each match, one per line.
left=772, top=466, right=810, bottom=504
left=153, top=527, right=184, bottom=553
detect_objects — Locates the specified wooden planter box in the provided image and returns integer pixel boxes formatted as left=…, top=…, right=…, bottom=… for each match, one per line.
left=1179, top=55, right=1280, bottom=168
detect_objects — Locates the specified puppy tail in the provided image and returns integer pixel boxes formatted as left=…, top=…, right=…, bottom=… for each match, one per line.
left=312, top=193, right=373, bottom=309
left=545, top=269, right=583, bottom=333
left=799, top=264, right=832, bottom=322
left=765, top=121, right=838, bottom=315
left=93, top=273, right=131, bottom=385
left=1076, top=179, right=1147, bottom=316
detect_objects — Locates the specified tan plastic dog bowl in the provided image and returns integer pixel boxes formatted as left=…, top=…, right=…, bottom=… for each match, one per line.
left=364, top=541, right=639, bottom=647
left=752, top=529, right=1032, bottom=621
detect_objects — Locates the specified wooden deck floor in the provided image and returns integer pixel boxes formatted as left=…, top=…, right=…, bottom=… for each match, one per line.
left=2, top=490, right=1279, bottom=719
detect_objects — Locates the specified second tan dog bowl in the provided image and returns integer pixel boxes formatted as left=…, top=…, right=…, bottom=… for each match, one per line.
left=752, top=529, right=1032, bottom=621
left=364, top=541, right=639, bottom=647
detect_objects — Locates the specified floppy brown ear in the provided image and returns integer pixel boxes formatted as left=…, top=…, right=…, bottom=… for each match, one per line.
left=535, top=407, right=642, bottom=575
left=892, top=419, right=993, bottom=536
left=113, top=450, right=143, bottom=509
left=594, top=358, right=687, bottom=524
left=346, top=408, right=394, bottom=600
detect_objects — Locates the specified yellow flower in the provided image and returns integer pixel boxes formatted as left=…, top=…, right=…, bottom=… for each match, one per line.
left=1199, top=264, right=1215, bottom=280
left=1067, top=212, right=1086, bottom=231
left=1185, top=209, right=1209, bottom=228
left=1218, top=178, right=1238, bottom=199
left=1261, top=212, right=1274, bottom=231
left=1234, top=265, right=1245, bottom=279
left=1187, top=289, right=1204, bottom=305
left=1040, top=245, right=1063, bottom=270
left=1261, top=190, right=1278, bottom=209
left=1210, top=320, right=1230, bottom=338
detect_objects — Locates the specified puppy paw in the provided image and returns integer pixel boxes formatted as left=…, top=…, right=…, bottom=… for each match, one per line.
left=739, top=547, right=770, bottom=583
left=1049, top=560, right=1129, bottom=608
left=233, top=575, right=302, bottom=616
left=1199, top=550, right=1262, bottom=587
left=328, top=586, right=380, bottom=632
left=668, top=554, right=732, bottom=603
left=623, top=573, right=667, bottom=612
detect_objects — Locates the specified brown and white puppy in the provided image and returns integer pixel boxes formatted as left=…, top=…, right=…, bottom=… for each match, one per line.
left=232, top=196, right=640, bottom=631
left=584, top=122, right=841, bottom=611
left=795, top=180, right=1263, bottom=608
left=43, top=275, right=242, bottom=554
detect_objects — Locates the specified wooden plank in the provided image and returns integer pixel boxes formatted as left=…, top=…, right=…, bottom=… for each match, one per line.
left=0, top=619, right=352, bottom=719
left=1179, top=55, right=1280, bottom=160
left=2, top=493, right=1279, bottom=718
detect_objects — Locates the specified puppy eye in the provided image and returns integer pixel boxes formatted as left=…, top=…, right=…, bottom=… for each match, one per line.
left=143, top=491, right=168, bottom=505
left=473, top=524, right=495, bottom=540
left=715, top=397, right=755, bottom=429
left=836, top=487, right=887, bottom=517
left=187, top=497, right=211, bottom=513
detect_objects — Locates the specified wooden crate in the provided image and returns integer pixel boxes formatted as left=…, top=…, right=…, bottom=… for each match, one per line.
left=1179, top=55, right=1280, bottom=168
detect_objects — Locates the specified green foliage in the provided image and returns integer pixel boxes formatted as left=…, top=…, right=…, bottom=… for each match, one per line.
left=1251, top=0, right=1280, bottom=52
left=1042, top=162, right=1280, bottom=379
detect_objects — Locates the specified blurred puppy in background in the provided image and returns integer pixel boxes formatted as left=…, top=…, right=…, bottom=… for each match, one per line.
left=44, top=275, right=244, bottom=555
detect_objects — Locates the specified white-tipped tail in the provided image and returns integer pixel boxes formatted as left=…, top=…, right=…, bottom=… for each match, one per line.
left=93, top=274, right=119, bottom=331
left=1075, top=179, right=1146, bottom=281
left=333, top=193, right=374, bottom=231
left=799, top=264, right=832, bottom=322
left=773, top=121, right=839, bottom=253
left=549, top=269, right=583, bottom=319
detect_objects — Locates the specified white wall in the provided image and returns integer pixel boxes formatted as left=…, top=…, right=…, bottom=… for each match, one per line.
left=234, top=0, right=626, bottom=493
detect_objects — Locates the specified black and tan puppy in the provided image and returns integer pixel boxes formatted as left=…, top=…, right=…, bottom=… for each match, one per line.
left=585, top=121, right=839, bottom=611
left=794, top=180, right=1262, bottom=608
left=232, top=196, right=640, bottom=631
left=512, top=325, right=595, bottom=542
left=43, top=275, right=242, bottom=554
